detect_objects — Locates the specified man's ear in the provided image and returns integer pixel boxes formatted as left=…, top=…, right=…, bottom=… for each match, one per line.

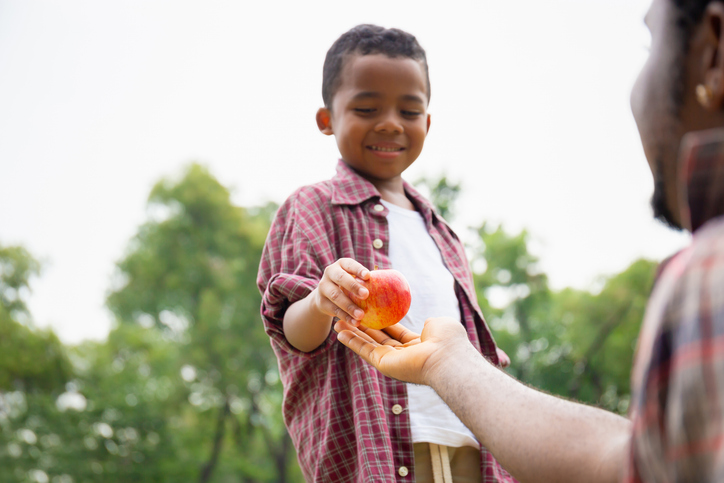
left=316, top=108, right=333, bottom=135
left=700, top=3, right=724, bottom=109
left=426, top=114, right=431, bottom=134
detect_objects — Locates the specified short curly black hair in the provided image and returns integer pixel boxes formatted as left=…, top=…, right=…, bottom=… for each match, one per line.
left=671, top=0, right=712, bottom=28
left=321, top=24, right=430, bottom=109
left=668, top=1, right=717, bottom=108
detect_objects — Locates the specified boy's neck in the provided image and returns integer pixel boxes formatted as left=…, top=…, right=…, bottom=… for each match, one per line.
left=364, top=173, right=415, bottom=211
left=342, top=162, right=416, bottom=210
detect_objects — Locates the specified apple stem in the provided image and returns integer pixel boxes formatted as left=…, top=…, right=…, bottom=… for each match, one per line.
left=374, top=265, right=378, bottom=271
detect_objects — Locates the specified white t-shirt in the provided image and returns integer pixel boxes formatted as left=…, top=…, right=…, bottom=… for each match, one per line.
left=381, top=200, right=479, bottom=449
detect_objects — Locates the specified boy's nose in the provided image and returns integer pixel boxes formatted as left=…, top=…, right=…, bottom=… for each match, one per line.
left=374, top=113, right=403, bottom=134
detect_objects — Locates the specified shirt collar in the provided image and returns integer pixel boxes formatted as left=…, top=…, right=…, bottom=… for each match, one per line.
left=678, top=128, right=724, bottom=232
left=330, top=159, right=433, bottom=208
left=330, top=160, right=381, bottom=205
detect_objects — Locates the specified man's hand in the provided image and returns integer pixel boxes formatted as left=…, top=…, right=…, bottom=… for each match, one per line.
left=337, top=316, right=630, bottom=483
left=334, top=316, right=469, bottom=385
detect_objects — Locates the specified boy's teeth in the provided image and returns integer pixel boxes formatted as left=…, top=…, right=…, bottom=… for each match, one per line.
left=370, top=146, right=402, bottom=152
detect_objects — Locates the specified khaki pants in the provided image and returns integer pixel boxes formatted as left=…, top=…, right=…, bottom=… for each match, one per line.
left=413, top=443, right=482, bottom=483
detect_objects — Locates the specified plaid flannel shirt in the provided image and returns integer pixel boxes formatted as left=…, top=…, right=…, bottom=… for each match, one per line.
left=626, top=128, right=724, bottom=482
left=257, top=160, right=514, bottom=482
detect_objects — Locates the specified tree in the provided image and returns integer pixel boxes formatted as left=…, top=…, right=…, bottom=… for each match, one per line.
left=0, top=172, right=659, bottom=482
left=106, top=163, right=299, bottom=482
left=414, top=175, right=461, bottom=221
left=415, top=173, right=655, bottom=413
left=469, top=224, right=656, bottom=413
left=0, top=243, right=70, bottom=393
left=0, top=244, right=75, bottom=483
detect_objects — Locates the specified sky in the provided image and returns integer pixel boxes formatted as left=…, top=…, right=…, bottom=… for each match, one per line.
left=0, top=0, right=690, bottom=344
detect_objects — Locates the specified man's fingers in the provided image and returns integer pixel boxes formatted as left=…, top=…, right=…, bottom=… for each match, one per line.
left=336, top=329, right=392, bottom=367
left=334, top=320, right=376, bottom=344
left=358, top=325, right=406, bottom=347
left=383, top=323, right=421, bottom=345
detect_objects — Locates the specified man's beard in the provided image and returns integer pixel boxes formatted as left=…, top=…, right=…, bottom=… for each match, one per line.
left=651, top=168, right=683, bottom=231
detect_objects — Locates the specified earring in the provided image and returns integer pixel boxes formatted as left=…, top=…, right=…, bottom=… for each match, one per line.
left=696, top=84, right=713, bottom=108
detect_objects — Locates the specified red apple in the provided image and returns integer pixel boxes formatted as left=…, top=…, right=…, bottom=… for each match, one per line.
left=346, top=269, right=411, bottom=330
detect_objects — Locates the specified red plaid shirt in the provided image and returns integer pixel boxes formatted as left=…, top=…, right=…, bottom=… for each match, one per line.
left=258, top=160, right=514, bottom=482
left=625, top=129, right=724, bottom=482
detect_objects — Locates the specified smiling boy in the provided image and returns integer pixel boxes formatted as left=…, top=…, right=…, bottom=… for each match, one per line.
left=258, top=25, right=513, bottom=482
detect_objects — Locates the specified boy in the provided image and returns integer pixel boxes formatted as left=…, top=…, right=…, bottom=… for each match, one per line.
left=257, top=24, right=514, bottom=482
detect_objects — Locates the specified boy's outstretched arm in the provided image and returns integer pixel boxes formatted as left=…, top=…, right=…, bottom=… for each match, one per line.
left=283, top=258, right=370, bottom=353
left=335, top=318, right=631, bottom=483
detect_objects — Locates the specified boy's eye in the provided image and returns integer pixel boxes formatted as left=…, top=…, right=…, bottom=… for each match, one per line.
left=401, top=110, right=422, bottom=117
left=354, top=108, right=376, bottom=114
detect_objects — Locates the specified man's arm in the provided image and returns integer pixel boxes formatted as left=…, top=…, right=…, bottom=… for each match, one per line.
left=335, top=317, right=631, bottom=483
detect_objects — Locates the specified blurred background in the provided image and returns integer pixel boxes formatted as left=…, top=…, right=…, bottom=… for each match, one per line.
left=0, top=0, right=690, bottom=481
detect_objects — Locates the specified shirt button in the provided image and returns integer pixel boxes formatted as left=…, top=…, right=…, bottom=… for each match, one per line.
left=373, top=204, right=385, bottom=212
left=373, top=239, right=383, bottom=249
left=392, top=404, right=403, bottom=415
left=398, top=466, right=409, bottom=477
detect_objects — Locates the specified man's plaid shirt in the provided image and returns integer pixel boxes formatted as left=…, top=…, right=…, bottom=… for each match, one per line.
left=626, top=128, right=724, bottom=482
left=257, top=160, right=514, bottom=482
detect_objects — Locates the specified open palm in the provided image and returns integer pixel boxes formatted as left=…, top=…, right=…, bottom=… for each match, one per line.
left=334, top=317, right=470, bottom=385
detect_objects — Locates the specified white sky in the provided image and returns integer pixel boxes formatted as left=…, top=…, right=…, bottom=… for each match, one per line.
left=0, top=0, right=690, bottom=344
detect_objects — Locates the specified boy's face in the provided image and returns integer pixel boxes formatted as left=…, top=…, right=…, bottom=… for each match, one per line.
left=317, top=54, right=430, bottom=183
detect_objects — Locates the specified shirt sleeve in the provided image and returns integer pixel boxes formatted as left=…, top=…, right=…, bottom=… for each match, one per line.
left=629, top=245, right=724, bottom=482
left=257, top=192, right=334, bottom=357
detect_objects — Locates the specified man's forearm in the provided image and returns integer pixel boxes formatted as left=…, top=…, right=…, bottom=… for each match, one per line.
left=426, top=342, right=630, bottom=483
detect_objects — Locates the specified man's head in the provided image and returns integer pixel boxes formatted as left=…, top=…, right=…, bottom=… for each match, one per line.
left=321, top=24, right=430, bottom=109
left=316, top=25, right=431, bottom=184
left=631, top=0, right=724, bottom=230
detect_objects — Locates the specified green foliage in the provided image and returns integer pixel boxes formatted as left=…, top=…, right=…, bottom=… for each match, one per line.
left=0, top=244, right=40, bottom=315
left=1, top=171, right=661, bottom=482
left=0, top=324, right=184, bottom=483
left=0, top=313, right=70, bottom=393
left=1, top=164, right=301, bottom=483
left=414, top=175, right=461, bottom=221
left=0, top=244, right=70, bottom=393
left=106, top=163, right=297, bottom=482
left=471, top=223, right=657, bottom=413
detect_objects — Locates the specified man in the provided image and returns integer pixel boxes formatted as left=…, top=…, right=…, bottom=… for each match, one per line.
left=334, top=0, right=724, bottom=481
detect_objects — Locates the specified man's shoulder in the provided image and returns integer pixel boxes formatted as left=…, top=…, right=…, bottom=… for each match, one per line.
left=681, top=217, right=724, bottom=274
left=654, top=217, right=724, bottom=332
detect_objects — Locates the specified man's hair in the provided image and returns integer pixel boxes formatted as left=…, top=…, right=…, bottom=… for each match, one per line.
left=321, top=24, right=430, bottom=109
left=671, top=0, right=714, bottom=51
left=667, top=1, right=715, bottom=110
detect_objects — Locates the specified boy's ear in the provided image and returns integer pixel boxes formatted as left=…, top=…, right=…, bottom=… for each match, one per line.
left=426, top=114, right=431, bottom=134
left=316, top=108, right=333, bottom=135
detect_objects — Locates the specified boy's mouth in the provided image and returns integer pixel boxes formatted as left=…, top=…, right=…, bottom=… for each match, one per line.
left=367, top=145, right=405, bottom=153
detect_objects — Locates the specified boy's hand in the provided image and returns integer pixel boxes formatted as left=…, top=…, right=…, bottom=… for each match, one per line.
left=496, top=348, right=511, bottom=368
left=312, top=258, right=370, bottom=325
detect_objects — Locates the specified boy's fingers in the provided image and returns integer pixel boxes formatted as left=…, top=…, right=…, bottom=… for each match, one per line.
left=319, top=280, right=364, bottom=321
left=326, top=263, right=369, bottom=300
left=339, top=258, right=370, bottom=281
